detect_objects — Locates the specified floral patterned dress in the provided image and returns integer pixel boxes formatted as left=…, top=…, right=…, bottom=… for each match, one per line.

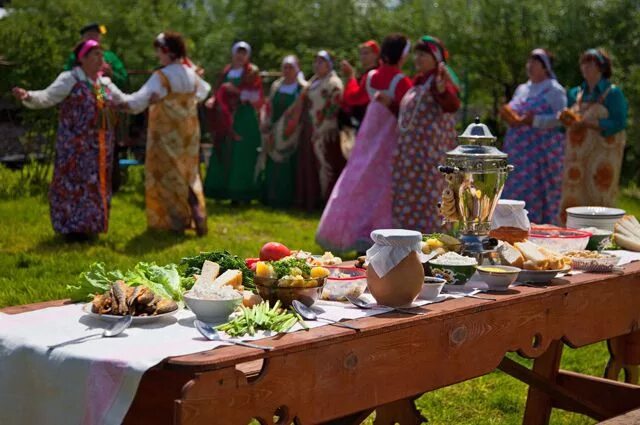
left=306, top=71, right=346, bottom=201
left=502, top=83, right=566, bottom=225
left=145, top=71, right=207, bottom=233
left=393, top=79, right=457, bottom=233
left=50, top=75, right=115, bottom=234
left=559, top=85, right=627, bottom=224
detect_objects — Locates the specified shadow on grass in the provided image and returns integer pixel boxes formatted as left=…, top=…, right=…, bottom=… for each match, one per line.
left=205, top=199, right=322, bottom=220
left=123, top=228, right=190, bottom=255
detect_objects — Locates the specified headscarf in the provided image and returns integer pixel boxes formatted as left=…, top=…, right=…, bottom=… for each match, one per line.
left=360, top=40, right=380, bottom=56
left=232, top=41, right=251, bottom=57
left=415, top=35, right=460, bottom=87
left=282, top=55, right=299, bottom=72
left=282, top=55, right=306, bottom=85
left=77, top=39, right=101, bottom=61
left=530, top=48, right=557, bottom=80
left=585, top=48, right=606, bottom=65
left=402, top=40, right=412, bottom=58
left=316, top=50, right=334, bottom=70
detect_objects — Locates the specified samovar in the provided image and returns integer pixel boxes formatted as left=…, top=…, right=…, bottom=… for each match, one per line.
left=438, top=117, right=514, bottom=255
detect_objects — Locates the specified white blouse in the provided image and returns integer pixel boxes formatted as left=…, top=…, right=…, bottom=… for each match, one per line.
left=23, top=68, right=127, bottom=109
left=510, top=78, right=567, bottom=129
left=125, top=63, right=211, bottom=114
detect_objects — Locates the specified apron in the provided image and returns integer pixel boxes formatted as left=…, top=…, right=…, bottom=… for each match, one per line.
left=145, top=70, right=207, bottom=233
left=392, top=78, right=457, bottom=233
left=558, top=87, right=626, bottom=224
left=502, top=85, right=565, bottom=225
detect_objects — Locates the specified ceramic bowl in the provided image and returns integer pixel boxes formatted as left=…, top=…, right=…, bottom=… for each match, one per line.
left=183, top=292, right=242, bottom=323
left=517, top=265, right=572, bottom=284
left=475, top=265, right=521, bottom=291
left=566, top=206, right=625, bottom=232
left=419, top=277, right=446, bottom=300
left=426, top=261, right=477, bottom=285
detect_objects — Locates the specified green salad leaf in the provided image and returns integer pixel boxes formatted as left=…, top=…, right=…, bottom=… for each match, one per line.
left=68, top=262, right=189, bottom=302
left=66, top=262, right=124, bottom=302
left=125, top=262, right=183, bottom=301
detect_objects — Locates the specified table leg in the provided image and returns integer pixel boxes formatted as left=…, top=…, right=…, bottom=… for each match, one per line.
left=522, top=340, right=564, bottom=425
left=321, top=397, right=424, bottom=425
left=605, top=331, right=640, bottom=384
left=373, top=397, right=424, bottom=425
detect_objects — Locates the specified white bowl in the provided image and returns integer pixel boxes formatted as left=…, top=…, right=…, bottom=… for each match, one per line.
left=476, top=265, right=521, bottom=291
left=566, top=206, right=625, bottom=232
left=183, top=292, right=242, bottom=323
left=419, top=277, right=446, bottom=300
left=517, top=265, right=571, bottom=284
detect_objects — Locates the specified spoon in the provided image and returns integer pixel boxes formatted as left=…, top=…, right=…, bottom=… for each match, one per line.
left=345, top=295, right=427, bottom=316
left=194, top=319, right=273, bottom=351
left=291, top=300, right=360, bottom=331
left=48, top=315, right=133, bottom=351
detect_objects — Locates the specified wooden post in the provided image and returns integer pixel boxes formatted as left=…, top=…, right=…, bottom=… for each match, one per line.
left=522, top=340, right=564, bottom=425
left=605, top=331, right=640, bottom=384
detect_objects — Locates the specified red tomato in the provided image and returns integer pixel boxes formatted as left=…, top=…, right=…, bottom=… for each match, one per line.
left=259, top=242, right=291, bottom=261
left=245, top=257, right=260, bottom=271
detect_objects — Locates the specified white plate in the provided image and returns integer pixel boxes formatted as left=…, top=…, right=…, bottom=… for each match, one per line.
left=82, top=303, right=179, bottom=323
left=517, top=266, right=571, bottom=284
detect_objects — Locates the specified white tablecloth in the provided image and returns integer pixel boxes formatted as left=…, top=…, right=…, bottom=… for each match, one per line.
left=0, top=294, right=449, bottom=425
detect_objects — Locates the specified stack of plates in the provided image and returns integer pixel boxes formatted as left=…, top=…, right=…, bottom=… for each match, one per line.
left=566, top=206, right=625, bottom=232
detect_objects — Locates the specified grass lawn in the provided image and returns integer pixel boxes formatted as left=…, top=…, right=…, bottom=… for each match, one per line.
left=1, top=175, right=639, bottom=424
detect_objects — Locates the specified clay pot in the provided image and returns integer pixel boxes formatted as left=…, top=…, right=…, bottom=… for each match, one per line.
left=366, top=251, right=425, bottom=307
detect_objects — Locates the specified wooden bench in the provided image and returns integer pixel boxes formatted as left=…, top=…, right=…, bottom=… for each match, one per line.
left=599, top=408, right=640, bottom=424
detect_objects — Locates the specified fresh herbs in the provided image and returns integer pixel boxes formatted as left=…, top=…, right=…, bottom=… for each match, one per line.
left=180, top=251, right=254, bottom=289
left=271, top=258, right=311, bottom=279
left=216, top=301, right=304, bottom=337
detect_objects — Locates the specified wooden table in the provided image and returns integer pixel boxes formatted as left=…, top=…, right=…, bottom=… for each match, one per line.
left=4, top=263, right=640, bottom=425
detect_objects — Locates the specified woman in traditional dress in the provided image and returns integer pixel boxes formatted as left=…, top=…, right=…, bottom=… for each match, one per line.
left=316, top=34, right=413, bottom=252
left=341, top=40, right=381, bottom=130
left=123, top=32, right=211, bottom=235
left=499, top=48, right=566, bottom=225
left=255, top=55, right=308, bottom=208
left=305, top=50, right=346, bottom=202
left=393, top=35, right=460, bottom=233
left=204, top=41, right=263, bottom=203
left=558, top=48, right=627, bottom=223
left=12, top=40, right=125, bottom=241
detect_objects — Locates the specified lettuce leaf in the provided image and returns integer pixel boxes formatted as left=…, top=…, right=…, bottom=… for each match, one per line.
left=125, top=262, right=183, bottom=301
left=66, top=262, right=124, bottom=302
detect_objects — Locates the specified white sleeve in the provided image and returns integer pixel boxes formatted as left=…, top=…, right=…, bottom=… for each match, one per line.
left=508, top=84, right=527, bottom=107
left=123, top=73, right=168, bottom=114
left=101, top=77, right=128, bottom=104
left=195, top=75, right=211, bottom=102
left=532, top=84, right=567, bottom=129
left=23, top=72, right=76, bottom=109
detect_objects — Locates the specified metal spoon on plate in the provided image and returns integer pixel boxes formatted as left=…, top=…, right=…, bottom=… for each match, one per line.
left=345, top=295, right=427, bottom=315
left=48, top=314, right=133, bottom=351
left=194, top=319, right=273, bottom=350
left=291, top=300, right=360, bottom=330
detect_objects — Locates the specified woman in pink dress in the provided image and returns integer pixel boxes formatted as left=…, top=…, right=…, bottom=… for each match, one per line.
left=316, top=34, right=413, bottom=253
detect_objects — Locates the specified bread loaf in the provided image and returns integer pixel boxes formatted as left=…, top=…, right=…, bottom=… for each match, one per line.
left=498, top=242, right=524, bottom=268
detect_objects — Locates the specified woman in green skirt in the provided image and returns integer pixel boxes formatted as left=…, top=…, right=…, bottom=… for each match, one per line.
left=256, top=55, right=308, bottom=208
left=204, top=41, right=263, bottom=202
